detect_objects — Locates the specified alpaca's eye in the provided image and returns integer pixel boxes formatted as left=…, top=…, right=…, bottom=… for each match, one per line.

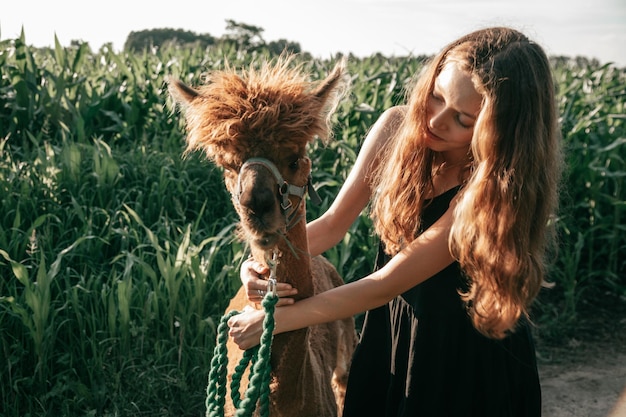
left=289, top=159, right=299, bottom=170
left=224, top=164, right=238, bottom=174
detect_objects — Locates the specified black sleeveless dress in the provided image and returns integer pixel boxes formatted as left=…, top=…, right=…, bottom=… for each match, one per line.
left=342, top=186, right=541, bottom=417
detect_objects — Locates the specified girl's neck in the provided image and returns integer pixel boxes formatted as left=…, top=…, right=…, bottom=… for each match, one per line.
left=432, top=156, right=470, bottom=195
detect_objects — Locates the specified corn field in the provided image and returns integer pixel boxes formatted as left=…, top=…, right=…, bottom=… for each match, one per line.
left=0, top=32, right=624, bottom=416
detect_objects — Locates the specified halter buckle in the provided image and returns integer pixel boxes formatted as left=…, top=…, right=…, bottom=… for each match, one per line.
left=266, top=249, right=280, bottom=298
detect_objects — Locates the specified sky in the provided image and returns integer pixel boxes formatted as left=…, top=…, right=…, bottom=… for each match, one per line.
left=1, top=0, right=625, bottom=67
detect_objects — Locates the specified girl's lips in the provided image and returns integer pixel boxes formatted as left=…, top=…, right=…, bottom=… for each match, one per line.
left=426, top=128, right=444, bottom=142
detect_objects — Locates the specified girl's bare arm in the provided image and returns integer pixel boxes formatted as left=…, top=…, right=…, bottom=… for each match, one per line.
left=228, top=204, right=454, bottom=350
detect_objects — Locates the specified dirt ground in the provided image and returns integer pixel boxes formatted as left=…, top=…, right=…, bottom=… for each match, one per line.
left=536, top=305, right=626, bottom=417
left=539, top=342, right=626, bottom=416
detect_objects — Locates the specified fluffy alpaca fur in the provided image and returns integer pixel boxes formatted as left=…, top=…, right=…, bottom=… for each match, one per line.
left=169, top=55, right=357, bottom=417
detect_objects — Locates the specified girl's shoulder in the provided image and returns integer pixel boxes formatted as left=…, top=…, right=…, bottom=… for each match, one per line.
left=370, top=106, right=408, bottom=140
left=380, top=105, right=408, bottom=122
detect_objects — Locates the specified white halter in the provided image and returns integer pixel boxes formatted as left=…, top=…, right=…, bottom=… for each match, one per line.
left=233, top=157, right=322, bottom=229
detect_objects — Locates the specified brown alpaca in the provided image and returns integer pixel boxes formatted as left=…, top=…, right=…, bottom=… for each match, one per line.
left=168, top=56, right=357, bottom=417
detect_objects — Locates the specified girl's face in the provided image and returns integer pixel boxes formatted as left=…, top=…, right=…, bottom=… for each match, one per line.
left=425, top=61, right=482, bottom=162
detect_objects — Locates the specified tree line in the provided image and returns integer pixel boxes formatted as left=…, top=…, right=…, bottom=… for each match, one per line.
left=123, top=19, right=302, bottom=55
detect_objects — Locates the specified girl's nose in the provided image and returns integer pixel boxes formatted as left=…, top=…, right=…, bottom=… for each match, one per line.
left=429, top=110, right=447, bottom=131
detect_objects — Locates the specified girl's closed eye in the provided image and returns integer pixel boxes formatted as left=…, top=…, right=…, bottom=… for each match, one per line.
left=431, top=92, right=444, bottom=102
left=456, top=114, right=473, bottom=129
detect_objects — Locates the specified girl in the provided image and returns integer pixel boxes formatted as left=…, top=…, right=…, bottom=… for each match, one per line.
left=228, top=26, right=562, bottom=416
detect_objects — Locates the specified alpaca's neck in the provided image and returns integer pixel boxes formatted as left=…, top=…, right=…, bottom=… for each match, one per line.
left=251, top=216, right=314, bottom=300
left=278, top=218, right=314, bottom=300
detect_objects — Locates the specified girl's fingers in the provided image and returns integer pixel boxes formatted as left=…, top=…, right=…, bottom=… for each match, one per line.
left=243, top=265, right=298, bottom=302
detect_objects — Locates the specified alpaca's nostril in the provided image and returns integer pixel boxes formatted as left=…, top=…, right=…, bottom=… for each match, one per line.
left=240, top=187, right=275, bottom=215
left=256, top=234, right=279, bottom=249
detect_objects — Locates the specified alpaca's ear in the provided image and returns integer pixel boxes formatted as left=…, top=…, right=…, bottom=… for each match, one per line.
left=167, top=76, right=199, bottom=106
left=312, top=57, right=350, bottom=115
left=311, top=58, right=350, bottom=141
left=312, top=58, right=350, bottom=100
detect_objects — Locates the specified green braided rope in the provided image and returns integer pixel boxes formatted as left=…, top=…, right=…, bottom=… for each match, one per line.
left=206, top=294, right=279, bottom=417
left=234, top=294, right=277, bottom=417
left=206, top=310, right=239, bottom=417
left=230, top=347, right=257, bottom=409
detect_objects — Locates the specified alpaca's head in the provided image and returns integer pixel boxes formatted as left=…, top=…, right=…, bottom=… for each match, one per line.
left=169, top=55, right=348, bottom=250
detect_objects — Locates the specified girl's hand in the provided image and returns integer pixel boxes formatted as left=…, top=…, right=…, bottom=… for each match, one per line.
left=227, top=307, right=266, bottom=350
left=241, top=258, right=297, bottom=306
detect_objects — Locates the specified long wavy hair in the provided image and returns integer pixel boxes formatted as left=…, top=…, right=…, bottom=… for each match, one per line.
left=371, top=27, right=562, bottom=339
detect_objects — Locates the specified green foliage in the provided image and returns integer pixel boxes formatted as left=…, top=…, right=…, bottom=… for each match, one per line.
left=535, top=59, right=626, bottom=339
left=0, top=33, right=624, bottom=416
